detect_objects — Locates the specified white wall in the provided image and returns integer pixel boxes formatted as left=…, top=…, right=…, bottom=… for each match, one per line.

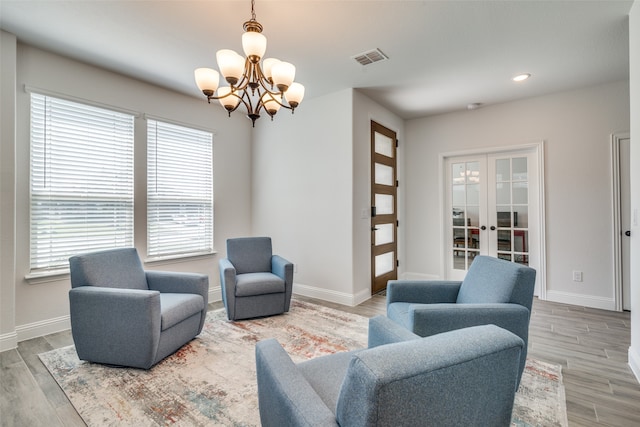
left=251, top=89, right=404, bottom=306
left=628, top=0, right=640, bottom=382
left=251, top=89, right=356, bottom=304
left=405, top=80, right=630, bottom=310
left=352, top=91, right=405, bottom=302
left=0, top=41, right=253, bottom=349
left=0, top=31, right=18, bottom=349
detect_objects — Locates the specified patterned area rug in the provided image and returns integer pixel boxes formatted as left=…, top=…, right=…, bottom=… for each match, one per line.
left=39, top=300, right=567, bottom=426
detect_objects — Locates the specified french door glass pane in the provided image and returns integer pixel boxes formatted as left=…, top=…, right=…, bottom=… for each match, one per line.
left=513, top=206, right=529, bottom=228
left=512, top=157, right=527, bottom=180
left=375, top=223, right=394, bottom=246
left=375, top=133, right=394, bottom=157
left=375, top=252, right=395, bottom=277
left=375, top=194, right=394, bottom=215
left=375, top=163, right=394, bottom=186
left=466, top=162, right=480, bottom=183
left=452, top=185, right=465, bottom=205
left=496, top=182, right=511, bottom=204
left=452, top=163, right=465, bottom=183
left=467, top=206, right=480, bottom=227
left=513, top=182, right=528, bottom=204
left=467, top=184, right=480, bottom=204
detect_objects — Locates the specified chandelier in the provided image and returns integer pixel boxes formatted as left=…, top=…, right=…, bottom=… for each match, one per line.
left=194, top=0, right=305, bottom=127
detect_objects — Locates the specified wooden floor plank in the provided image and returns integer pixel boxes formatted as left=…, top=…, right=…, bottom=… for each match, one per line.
left=1, top=295, right=639, bottom=426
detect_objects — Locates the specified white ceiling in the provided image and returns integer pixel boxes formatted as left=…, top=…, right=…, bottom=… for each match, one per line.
left=0, top=0, right=633, bottom=119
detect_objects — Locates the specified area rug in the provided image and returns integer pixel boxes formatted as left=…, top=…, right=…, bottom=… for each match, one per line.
left=39, top=299, right=567, bottom=426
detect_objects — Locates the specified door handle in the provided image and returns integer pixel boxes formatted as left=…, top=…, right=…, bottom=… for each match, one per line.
left=490, top=226, right=496, bottom=231
left=625, top=230, right=631, bottom=237
left=372, top=227, right=379, bottom=231
left=480, top=225, right=486, bottom=230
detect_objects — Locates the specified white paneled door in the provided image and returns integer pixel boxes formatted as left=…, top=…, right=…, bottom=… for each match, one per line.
left=445, top=146, right=543, bottom=295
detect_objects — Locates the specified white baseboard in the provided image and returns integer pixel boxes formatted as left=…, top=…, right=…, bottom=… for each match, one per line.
left=1, top=288, right=222, bottom=349
left=15, top=315, right=71, bottom=343
left=0, top=331, right=18, bottom=352
left=399, top=272, right=441, bottom=281
left=293, top=283, right=363, bottom=307
left=629, top=346, right=640, bottom=385
left=544, top=290, right=616, bottom=311
left=208, top=288, right=221, bottom=303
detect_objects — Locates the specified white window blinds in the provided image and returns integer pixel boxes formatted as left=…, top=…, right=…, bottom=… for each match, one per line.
left=147, top=119, right=214, bottom=258
left=30, top=93, right=135, bottom=272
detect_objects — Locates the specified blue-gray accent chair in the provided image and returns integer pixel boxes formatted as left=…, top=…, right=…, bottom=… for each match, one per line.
left=386, top=255, right=536, bottom=386
left=256, top=315, right=524, bottom=427
left=68, top=248, right=209, bottom=369
left=219, top=237, right=293, bottom=321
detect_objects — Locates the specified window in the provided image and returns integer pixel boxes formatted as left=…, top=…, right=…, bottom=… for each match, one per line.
left=30, top=93, right=134, bottom=273
left=147, top=119, right=213, bottom=258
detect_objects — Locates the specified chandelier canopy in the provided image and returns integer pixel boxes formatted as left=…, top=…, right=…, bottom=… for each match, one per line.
left=194, top=0, right=305, bottom=127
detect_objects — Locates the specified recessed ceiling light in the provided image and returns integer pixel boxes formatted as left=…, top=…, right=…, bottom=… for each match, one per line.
left=512, top=73, right=531, bottom=82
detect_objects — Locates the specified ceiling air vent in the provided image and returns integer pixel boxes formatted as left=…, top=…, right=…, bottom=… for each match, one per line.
left=352, top=48, right=388, bottom=66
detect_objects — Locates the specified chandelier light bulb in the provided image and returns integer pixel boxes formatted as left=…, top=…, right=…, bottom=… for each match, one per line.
left=271, top=61, right=296, bottom=92
left=285, top=82, right=305, bottom=108
left=216, top=50, right=245, bottom=86
left=262, top=58, right=280, bottom=82
left=194, top=68, right=220, bottom=96
left=217, top=87, right=240, bottom=112
left=242, top=31, right=267, bottom=62
left=261, top=92, right=282, bottom=116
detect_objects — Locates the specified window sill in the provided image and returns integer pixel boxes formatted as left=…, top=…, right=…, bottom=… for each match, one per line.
left=143, top=250, right=217, bottom=266
left=25, top=269, right=70, bottom=284
left=25, top=251, right=217, bottom=284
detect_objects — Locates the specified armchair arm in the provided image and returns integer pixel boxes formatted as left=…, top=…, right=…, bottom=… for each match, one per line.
left=272, top=255, right=294, bottom=311
left=218, top=258, right=237, bottom=320
left=68, top=286, right=161, bottom=369
left=368, top=315, right=421, bottom=348
left=146, top=270, right=209, bottom=333
left=146, top=271, right=208, bottom=303
left=255, top=339, right=339, bottom=427
left=408, top=303, right=531, bottom=340
left=386, top=280, right=462, bottom=305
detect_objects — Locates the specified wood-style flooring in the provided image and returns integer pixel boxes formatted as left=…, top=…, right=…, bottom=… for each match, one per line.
left=1, top=296, right=639, bottom=426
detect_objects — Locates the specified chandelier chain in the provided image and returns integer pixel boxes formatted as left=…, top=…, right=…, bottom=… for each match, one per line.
left=251, top=0, right=256, bottom=21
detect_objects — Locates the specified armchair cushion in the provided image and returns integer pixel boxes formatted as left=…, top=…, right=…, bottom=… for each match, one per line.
left=457, top=255, right=536, bottom=311
left=227, top=236, right=272, bottom=274
left=69, top=247, right=147, bottom=290
left=159, top=293, right=205, bottom=331
left=235, top=272, right=285, bottom=297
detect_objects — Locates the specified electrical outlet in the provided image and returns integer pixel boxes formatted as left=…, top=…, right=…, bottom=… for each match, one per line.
left=572, top=271, right=583, bottom=282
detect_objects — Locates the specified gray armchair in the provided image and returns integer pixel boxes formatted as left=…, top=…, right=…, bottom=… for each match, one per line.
left=256, top=315, right=524, bottom=427
left=68, top=248, right=209, bottom=369
left=386, top=255, right=535, bottom=386
left=219, top=237, right=293, bottom=321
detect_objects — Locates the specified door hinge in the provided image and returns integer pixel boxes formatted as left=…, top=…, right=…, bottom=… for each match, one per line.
left=397, top=220, right=399, bottom=227
left=396, top=139, right=399, bottom=148
left=396, top=259, right=400, bottom=267
left=396, top=179, right=399, bottom=187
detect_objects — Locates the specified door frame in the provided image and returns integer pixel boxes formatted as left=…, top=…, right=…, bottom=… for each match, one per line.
left=439, top=141, right=547, bottom=299
left=611, top=132, right=631, bottom=312
left=370, top=121, right=398, bottom=294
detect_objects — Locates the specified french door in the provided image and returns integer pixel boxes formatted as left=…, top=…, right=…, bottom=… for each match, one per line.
left=371, top=121, right=398, bottom=294
left=445, top=146, right=543, bottom=295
